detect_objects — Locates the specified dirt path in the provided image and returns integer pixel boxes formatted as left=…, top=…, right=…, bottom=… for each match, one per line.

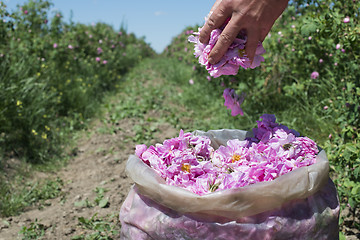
left=0, top=114, right=177, bottom=239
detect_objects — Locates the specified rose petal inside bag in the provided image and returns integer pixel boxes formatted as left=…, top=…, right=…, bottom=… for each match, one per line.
left=120, top=178, right=339, bottom=240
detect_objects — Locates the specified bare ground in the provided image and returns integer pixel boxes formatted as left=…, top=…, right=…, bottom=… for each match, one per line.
left=0, top=116, right=178, bottom=239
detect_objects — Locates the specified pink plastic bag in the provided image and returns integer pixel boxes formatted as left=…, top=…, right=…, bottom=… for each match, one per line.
left=120, top=129, right=339, bottom=239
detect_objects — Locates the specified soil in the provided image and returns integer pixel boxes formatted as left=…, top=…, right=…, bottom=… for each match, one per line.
left=0, top=115, right=178, bottom=239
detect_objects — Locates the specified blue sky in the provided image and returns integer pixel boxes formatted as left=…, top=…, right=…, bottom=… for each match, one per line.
left=4, top=0, right=212, bottom=53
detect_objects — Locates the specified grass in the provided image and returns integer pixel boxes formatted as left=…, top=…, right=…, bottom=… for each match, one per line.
left=0, top=175, right=64, bottom=217
left=72, top=213, right=120, bottom=240
left=99, top=56, right=339, bottom=145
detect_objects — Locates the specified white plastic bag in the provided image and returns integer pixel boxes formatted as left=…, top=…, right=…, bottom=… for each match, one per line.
left=120, top=129, right=339, bottom=239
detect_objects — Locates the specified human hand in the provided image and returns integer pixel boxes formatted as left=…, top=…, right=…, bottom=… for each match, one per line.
left=199, top=0, right=289, bottom=64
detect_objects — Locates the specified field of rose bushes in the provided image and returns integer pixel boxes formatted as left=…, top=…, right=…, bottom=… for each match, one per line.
left=0, top=0, right=359, bottom=238
left=0, top=0, right=155, bottom=163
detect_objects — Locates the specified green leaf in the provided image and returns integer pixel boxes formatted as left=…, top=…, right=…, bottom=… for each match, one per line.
left=351, top=184, right=360, bottom=195
left=339, top=232, right=346, bottom=240
left=2, top=220, right=10, bottom=226
left=74, top=200, right=88, bottom=207
left=346, top=145, right=358, bottom=154
left=301, top=20, right=318, bottom=36
left=348, top=198, right=356, bottom=208
left=71, top=235, right=84, bottom=240
left=98, top=198, right=109, bottom=208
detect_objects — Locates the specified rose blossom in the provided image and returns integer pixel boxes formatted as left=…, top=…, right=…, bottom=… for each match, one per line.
left=343, top=17, right=350, bottom=23
left=311, top=71, right=319, bottom=79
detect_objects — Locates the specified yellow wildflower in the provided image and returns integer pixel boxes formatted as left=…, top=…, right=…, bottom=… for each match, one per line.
left=32, top=129, right=38, bottom=135
left=41, top=133, right=47, bottom=139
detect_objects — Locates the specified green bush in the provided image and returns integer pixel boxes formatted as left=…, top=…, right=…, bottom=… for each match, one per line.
left=0, top=0, right=155, bottom=163
left=164, top=0, right=360, bottom=234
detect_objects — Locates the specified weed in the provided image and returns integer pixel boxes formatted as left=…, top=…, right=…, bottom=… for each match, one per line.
left=0, top=177, right=64, bottom=217
left=72, top=213, right=119, bottom=240
left=19, top=219, right=46, bottom=240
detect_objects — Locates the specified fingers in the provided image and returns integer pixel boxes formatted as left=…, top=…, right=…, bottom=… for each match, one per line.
left=245, top=29, right=260, bottom=63
left=199, top=1, right=232, bottom=44
left=208, top=18, right=242, bottom=64
left=210, top=0, right=223, bottom=13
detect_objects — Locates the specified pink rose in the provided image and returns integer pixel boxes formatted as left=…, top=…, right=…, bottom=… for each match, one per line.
left=311, top=71, right=319, bottom=79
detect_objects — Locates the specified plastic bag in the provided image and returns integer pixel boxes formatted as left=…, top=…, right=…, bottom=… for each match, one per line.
left=120, top=129, right=340, bottom=239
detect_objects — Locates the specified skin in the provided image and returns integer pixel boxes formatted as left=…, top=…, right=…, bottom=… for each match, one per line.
left=199, top=0, right=289, bottom=64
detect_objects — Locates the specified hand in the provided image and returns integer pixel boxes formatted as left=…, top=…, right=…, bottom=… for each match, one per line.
left=199, top=0, right=288, bottom=64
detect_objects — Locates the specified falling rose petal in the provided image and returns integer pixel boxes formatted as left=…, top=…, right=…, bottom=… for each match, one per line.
left=223, top=88, right=245, bottom=116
